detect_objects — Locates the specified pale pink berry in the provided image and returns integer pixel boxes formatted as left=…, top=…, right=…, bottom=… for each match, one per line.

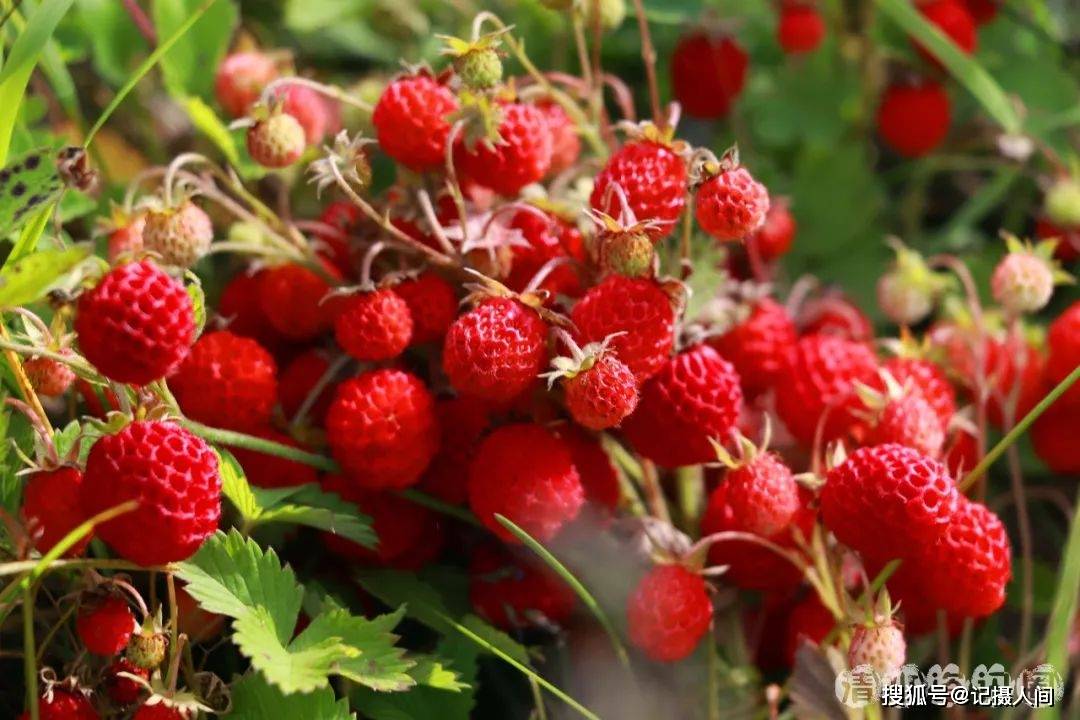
left=991, top=251, right=1054, bottom=314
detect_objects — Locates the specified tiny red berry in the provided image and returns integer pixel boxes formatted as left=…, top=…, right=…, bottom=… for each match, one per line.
left=696, top=166, right=770, bottom=241
left=671, top=33, right=748, bottom=119
left=877, top=79, right=951, bottom=158
left=591, top=140, right=688, bottom=239
left=334, top=288, right=413, bottom=361
left=23, top=355, right=75, bottom=397
left=709, top=297, right=797, bottom=397
left=77, top=595, right=136, bottom=656
left=258, top=262, right=339, bottom=341
left=627, top=565, right=712, bottom=662
left=562, top=353, right=639, bottom=430
left=394, top=272, right=457, bottom=344
left=777, top=3, right=826, bottom=54
left=749, top=202, right=796, bottom=262
left=914, top=0, right=977, bottom=66
left=215, top=51, right=278, bottom=118
left=22, top=467, right=90, bottom=556
left=455, top=103, right=553, bottom=197
left=373, top=75, right=458, bottom=171
left=105, top=658, right=149, bottom=705
left=19, top=688, right=98, bottom=720
left=469, top=544, right=576, bottom=630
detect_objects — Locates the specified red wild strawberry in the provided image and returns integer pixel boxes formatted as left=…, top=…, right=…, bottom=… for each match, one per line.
left=455, top=103, right=553, bottom=197
left=777, top=3, right=826, bottom=54
left=373, top=74, right=458, bottom=171
left=142, top=200, right=213, bottom=268
left=863, top=391, right=946, bottom=458
left=81, top=421, right=221, bottom=566
left=334, top=288, right=413, bottom=361
left=132, top=705, right=187, bottom=720
left=105, top=658, right=149, bottom=705
left=538, top=100, right=581, bottom=175
left=278, top=349, right=337, bottom=425
left=326, top=369, right=438, bottom=489
left=621, top=345, right=744, bottom=468
left=797, top=293, right=874, bottom=341
left=19, top=688, right=99, bottom=720
left=702, top=453, right=808, bottom=591
left=783, top=594, right=835, bottom=667
left=627, top=564, right=712, bottom=662
left=258, top=262, right=340, bottom=341
left=468, top=423, right=584, bottom=542
left=76, top=260, right=195, bottom=385
left=443, top=297, right=548, bottom=401
left=553, top=424, right=621, bottom=516
left=1032, top=402, right=1080, bottom=475
left=560, top=352, right=638, bottom=430
left=848, top=619, right=906, bottom=681
left=1045, top=299, right=1080, bottom=407
left=394, top=272, right=457, bottom=344
left=77, top=595, right=136, bottom=656
left=230, top=428, right=318, bottom=489
left=419, top=395, right=491, bottom=504
left=962, top=0, right=998, bottom=23
left=269, top=83, right=334, bottom=145
left=877, top=78, right=951, bottom=158
left=591, top=139, right=688, bottom=239
left=107, top=214, right=146, bottom=262
left=919, top=497, right=1011, bottom=618
left=749, top=201, right=796, bottom=262
left=505, top=208, right=585, bottom=299
left=469, top=544, right=576, bottom=630
left=571, top=275, right=675, bottom=381
left=246, top=110, right=306, bottom=168
left=24, top=355, right=75, bottom=397
left=709, top=297, right=797, bottom=397
left=914, top=0, right=977, bottom=66
left=321, top=475, right=443, bottom=569
left=22, top=467, right=90, bottom=556
left=169, top=331, right=278, bottom=431
left=944, top=426, right=980, bottom=478
left=1036, top=217, right=1080, bottom=264
left=671, top=33, right=748, bottom=119
left=696, top=165, right=770, bottom=241
left=878, top=357, right=956, bottom=428
left=821, top=444, right=959, bottom=563
left=215, top=51, right=278, bottom=118
left=774, top=334, right=878, bottom=446
left=217, top=269, right=283, bottom=350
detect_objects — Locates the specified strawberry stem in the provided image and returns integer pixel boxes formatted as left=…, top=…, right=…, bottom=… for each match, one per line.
left=959, top=363, right=1080, bottom=492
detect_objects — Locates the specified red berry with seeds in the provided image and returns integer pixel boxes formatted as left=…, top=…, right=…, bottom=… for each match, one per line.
left=22, top=467, right=90, bottom=556
left=571, top=275, right=675, bottom=382
left=505, top=208, right=585, bottom=299
left=821, top=444, right=959, bottom=563
left=170, top=330, right=278, bottom=432
left=562, top=353, right=639, bottom=430
left=750, top=202, right=796, bottom=262
left=326, top=369, right=438, bottom=489
left=798, top=293, right=875, bottom=341
left=591, top=140, right=688, bottom=239
left=81, top=420, right=221, bottom=566
left=230, top=427, right=318, bottom=489
left=258, top=262, right=338, bottom=341
left=105, top=658, right=149, bottom=705
left=455, top=103, right=553, bottom=197
left=77, top=595, right=136, bottom=656
left=468, top=423, right=584, bottom=542
left=443, top=297, right=548, bottom=401
left=246, top=110, right=306, bottom=168
left=218, top=269, right=282, bottom=349
left=696, top=166, right=770, bottom=241
left=470, top=544, right=576, bottom=630
left=373, top=74, right=458, bottom=171
left=864, top=392, right=946, bottom=457
left=76, top=260, right=195, bottom=385
left=334, top=288, right=413, bottom=361
left=278, top=349, right=337, bottom=425
left=848, top=619, right=906, bottom=681
left=774, top=334, right=878, bottom=446
left=1047, top=300, right=1080, bottom=407
left=777, top=3, right=826, bottom=54
left=627, top=564, right=712, bottom=662
left=879, top=357, right=956, bottom=428
left=24, top=355, right=75, bottom=397
left=19, top=688, right=99, bottom=720
left=671, top=33, right=748, bottom=119
left=132, top=706, right=187, bottom=720
left=142, top=200, right=213, bottom=268
left=621, top=345, right=744, bottom=468
left=269, top=83, right=333, bottom=144
left=215, top=51, right=278, bottom=118
left=709, top=297, right=797, bottom=397
left=394, top=272, right=457, bottom=344
left=914, top=0, right=977, bottom=65
left=538, top=100, right=581, bottom=176
left=877, top=79, right=951, bottom=158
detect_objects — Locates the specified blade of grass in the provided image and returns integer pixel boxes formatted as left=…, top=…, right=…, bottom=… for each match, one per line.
left=0, top=0, right=73, bottom=86
left=873, top=0, right=1022, bottom=134
left=433, top=608, right=601, bottom=720
left=495, top=513, right=631, bottom=669
left=1035, top=483, right=1080, bottom=720
left=83, top=0, right=221, bottom=147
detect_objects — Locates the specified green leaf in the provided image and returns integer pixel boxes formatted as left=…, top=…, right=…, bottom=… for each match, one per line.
left=1036, top=484, right=1080, bottom=720
left=218, top=450, right=260, bottom=519
left=185, top=273, right=207, bottom=335
left=182, top=96, right=242, bottom=167
left=872, top=0, right=1021, bottom=133
left=0, top=147, right=62, bottom=239
left=0, top=0, right=75, bottom=87
left=76, top=0, right=150, bottom=86
left=0, top=246, right=90, bottom=308
left=230, top=673, right=356, bottom=720
left=408, top=656, right=468, bottom=692
left=292, top=608, right=415, bottom=692
left=151, top=0, right=238, bottom=99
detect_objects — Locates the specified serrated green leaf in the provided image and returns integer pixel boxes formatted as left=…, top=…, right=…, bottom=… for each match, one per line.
left=0, top=246, right=90, bottom=308
left=218, top=450, right=259, bottom=519
left=408, top=656, right=468, bottom=691
left=185, top=274, right=206, bottom=335
left=238, top=609, right=353, bottom=694
left=152, top=0, right=238, bottom=99
left=293, top=608, right=415, bottom=692
left=230, top=673, right=356, bottom=720
left=0, top=147, right=62, bottom=240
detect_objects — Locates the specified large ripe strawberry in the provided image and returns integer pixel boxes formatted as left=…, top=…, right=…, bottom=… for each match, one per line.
left=326, top=369, right=438, bottom=489
left=443, top=297, right=548, bottom=401
left=590, top=139, right=688, bottom=239
left=455, top=102, right=553, bottom=197
left=626, top=564, right=712, bottom=662
left=81, top=421, right=221, bottom=566
left=468, top=423, right=584, bottom=542
left=469, top=544, right=576, bottom=630
left=877, top=78, right=951, bottom=158
left=76, top=261, right=196, bottom=385
left=671, top=33, right=748, bottom=119
left=571, top=275, right=675, bottom=381
left=774, top=334, right=878, bottom=446
left=21, top=467, right=90, bottom=556
left=373, top=74, right=458, bottom=171
left=169, top=331, right=278, bottom=432
left=621, top=345, right=743, bottom=467
left=709, top=297, right=797, bottom=397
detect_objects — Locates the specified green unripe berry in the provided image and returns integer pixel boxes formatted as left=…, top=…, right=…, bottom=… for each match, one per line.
left=126, top=631, right=167, bottom=670
left=583, top=0, right=626, bottom=32
left=598, top=231, right=654, bottom=277
left=455, top=48, right=503, bottom=90
left=1046, top=178, right=1080, bottom=228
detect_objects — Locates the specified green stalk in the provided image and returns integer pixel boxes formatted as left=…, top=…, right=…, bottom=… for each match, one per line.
left=23, top=586, right=37, bottom=720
